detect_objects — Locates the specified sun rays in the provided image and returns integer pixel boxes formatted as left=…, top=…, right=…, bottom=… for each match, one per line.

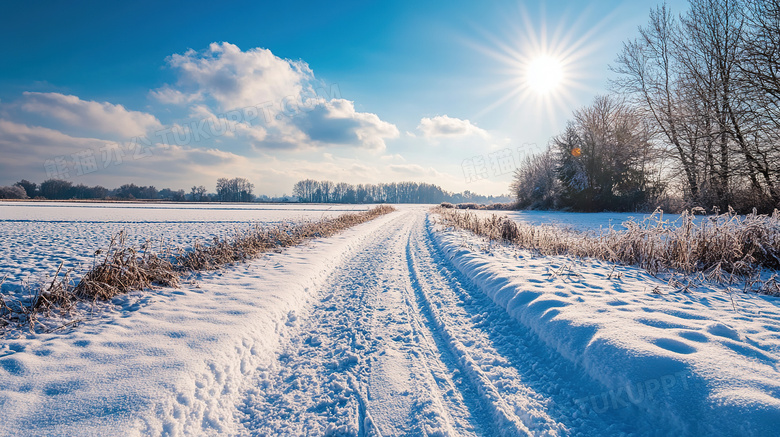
left=468, top=3, right=613, bottom=126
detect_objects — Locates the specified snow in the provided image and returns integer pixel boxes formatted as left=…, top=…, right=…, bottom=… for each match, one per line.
left=0, top=201, right=368, bottom=294
left=431, top=214, right=780, bottom=435
left=1, top=203, right=779, bottom=436
left=471, top=209, right=704, bottom=232
left=0, top=205, right=394, bottom=436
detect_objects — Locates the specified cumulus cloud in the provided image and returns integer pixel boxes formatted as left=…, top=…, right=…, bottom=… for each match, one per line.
left=0, top=43, right=411, bottom=190
left=0, top=119, right=110, bottom=160
left=21, top=92, right=162, bottom=137
left=159, top=42, right=313, bottom=111
left=417, top=115, right=489, bottom=138
left=0, top=119, right=253, bottom=187
left=292, top=99, right=399, bottom=150
left=154, top=42, right=398, bottom=150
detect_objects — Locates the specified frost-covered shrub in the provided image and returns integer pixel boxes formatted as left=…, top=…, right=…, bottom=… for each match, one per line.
left=0, top=185, right=28, bottom=199
left=435, top=206, right=780, bottom=294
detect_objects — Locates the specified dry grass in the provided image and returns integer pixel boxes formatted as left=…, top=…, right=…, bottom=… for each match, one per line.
left=0, top=205, right=395, bottom=334
left=74, top=231, right=179, bottom=301
left=175, top=205, right=395, bottom=270
left=439, top=202, right=516, bottom=210
left=434, top=206, right=780, bottom=295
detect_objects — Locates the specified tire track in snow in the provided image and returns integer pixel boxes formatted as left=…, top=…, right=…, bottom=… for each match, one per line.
left=234, top=210, right=484, bottom=436
left=233, top=213, right=387, bottom=436
left=420, top=214, right=662, bottom=436
left=407, top=215, right=549, bottom=436
left=234, top=209, right=652, bottom=436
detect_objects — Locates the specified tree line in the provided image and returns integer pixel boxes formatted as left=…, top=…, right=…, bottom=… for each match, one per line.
left=513, top=0, right=780, bottom=213
left=292, top=179, right=510, bottom=204
left=0, top=177, right=255, bottom=202
left=1, top=177, right=508, bottom=204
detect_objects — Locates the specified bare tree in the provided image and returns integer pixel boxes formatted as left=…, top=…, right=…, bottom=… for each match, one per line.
left=511, top=148, right=559, bottom=209
left=552, top=96, right=658, bottom=211
left=740, top=0, right=780, bottom=205
left=613, top=0, right=780, bottom=211
left=190, top=185, right=207, bottom=201
left=671, top=0, right=748, bottom=207
left=685, top=0, right=779, bottom=206
left=320, top=180, right=334, bottom=203
left=741, top=0, right=780, bottom=128
left=216, top=177, right=254, bottom=202
left=293, top=179, right=319, bottom=203
left=612, top=5, right=705, bottom=202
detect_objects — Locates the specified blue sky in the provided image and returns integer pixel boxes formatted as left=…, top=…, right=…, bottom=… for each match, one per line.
left=0, top=0, right=687, bottom=196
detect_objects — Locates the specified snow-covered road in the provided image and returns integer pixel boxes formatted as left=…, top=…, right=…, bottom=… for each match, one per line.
left=2, top=206, right=778, bottom=436
left=234, top=210, right=660, bottom=436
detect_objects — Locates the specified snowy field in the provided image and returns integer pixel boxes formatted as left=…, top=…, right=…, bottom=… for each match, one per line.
left=472, top=209, right=703, bottom=232
left=0, top=204, right=779, bottom=436
left=0, top=201, right=368, bottom=293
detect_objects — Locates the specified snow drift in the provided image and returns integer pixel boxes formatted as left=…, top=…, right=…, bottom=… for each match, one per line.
left=430, top=215, right=780, bottom=436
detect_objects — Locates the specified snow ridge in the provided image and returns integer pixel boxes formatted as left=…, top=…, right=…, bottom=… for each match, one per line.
left=429, top=214, right=780, bottom=436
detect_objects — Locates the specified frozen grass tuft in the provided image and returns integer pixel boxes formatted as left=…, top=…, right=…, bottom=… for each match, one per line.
left=434, top=206, right=780, bottom=295
left=0, top=205, right=395, bottom=335
left=75, top=231, right=180, bottom=301
left=174, top=205, right=395, bottom=270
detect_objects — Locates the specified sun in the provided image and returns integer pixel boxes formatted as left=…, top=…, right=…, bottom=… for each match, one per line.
left=526, top=56, right=564, bottom=95
left=468, top=4, right=608, bottom=125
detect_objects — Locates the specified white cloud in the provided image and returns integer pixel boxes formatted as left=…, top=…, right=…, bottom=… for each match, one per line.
left=21, top=92, right=162, bottom=137
left=388, top=163, right=444, bottom=178
left=0, top=119, right=254, bottom=187
left=155, top=42, right=398, bottom=151
left=0, top=118, right=477, bottom=197
left=150, top=86, right=201, bottom=105
left=380, top=154, right=405, bottom=161
left=291, top=99, right=399, bottom=150
left=160, top=42, right=312, bottom=111
left=0, top=119, right=110, bottom=159
left=417, top=115, right=489, bottom=139
left=185, top=104, right=268, bottom=142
